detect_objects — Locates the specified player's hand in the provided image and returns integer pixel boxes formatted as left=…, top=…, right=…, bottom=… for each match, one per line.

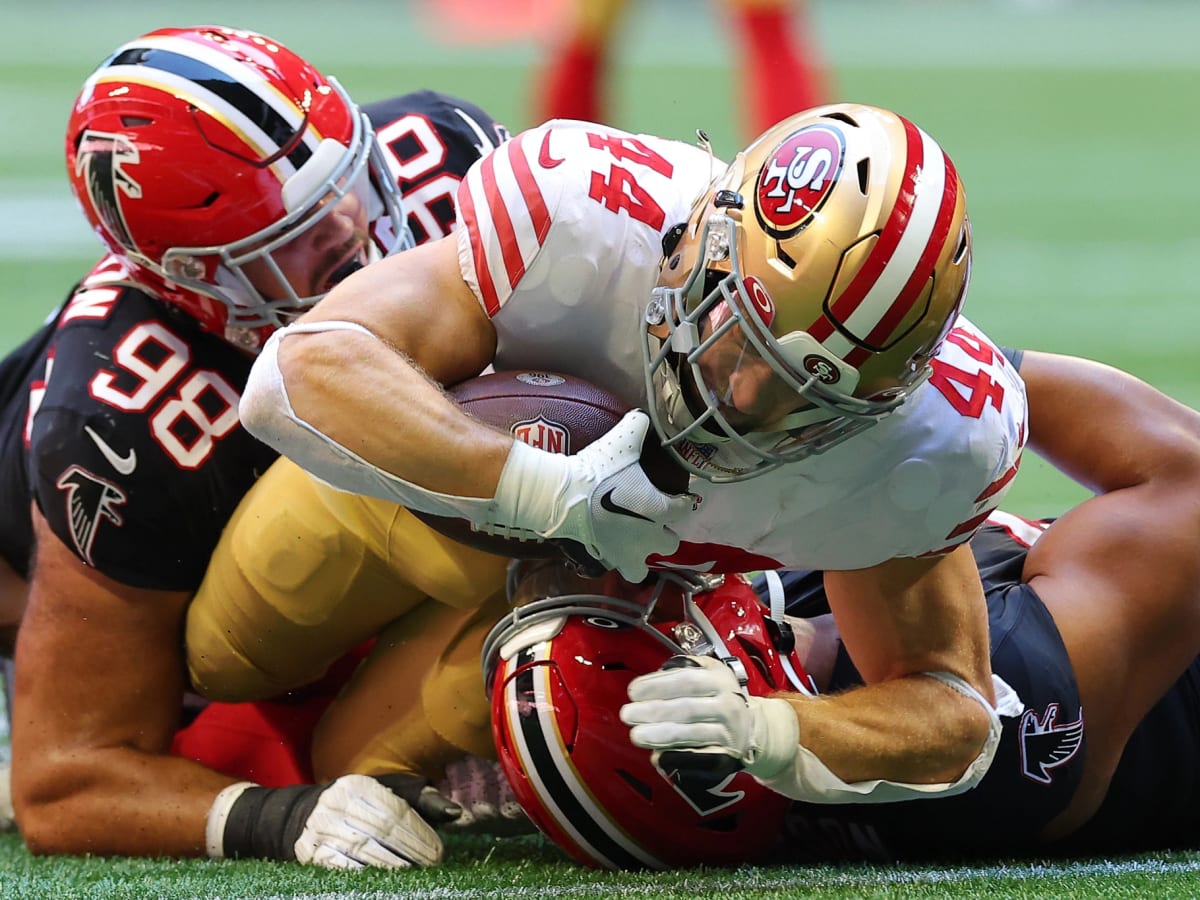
left=495, top=410, right=692, bottom=582
left=208, top=773, right=461, bottom=869
left=620, top=655, right=800, bottom=780
left=436, top=755, right=534, bottom=837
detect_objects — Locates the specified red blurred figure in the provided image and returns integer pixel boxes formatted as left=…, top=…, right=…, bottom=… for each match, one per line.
left=536, top=0, right=829, bottom=138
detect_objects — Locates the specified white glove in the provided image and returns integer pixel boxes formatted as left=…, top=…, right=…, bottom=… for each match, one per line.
left=207, top=773, right=461, bottom=869
left=494, top=410, right=692, bottom=581
left=619, top=655, right=800, bottom=780
left=436, top=755, right=534, bottom=837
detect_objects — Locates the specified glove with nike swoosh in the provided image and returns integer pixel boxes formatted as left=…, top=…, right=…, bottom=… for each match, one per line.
left=206, top=773, right=461, bottom=869
left=493, top=410, right=692, bottom=582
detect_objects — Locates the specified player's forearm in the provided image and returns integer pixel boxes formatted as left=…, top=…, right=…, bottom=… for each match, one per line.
left=15, top=747, right=229, bottom=857
left=241, top=323, right=512, bottom=505
left=782, top=673, right=993, bottom=786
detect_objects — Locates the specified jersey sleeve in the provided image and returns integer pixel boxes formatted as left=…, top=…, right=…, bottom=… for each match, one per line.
left=454, top=121, right=719, bottom=319
left=454, top=127, right=560, bottom=317
left=917, top=315, right=1029, bottom=555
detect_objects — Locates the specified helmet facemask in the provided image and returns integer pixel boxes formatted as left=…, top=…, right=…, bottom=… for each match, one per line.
left=644, top=206, right=901, bottom=483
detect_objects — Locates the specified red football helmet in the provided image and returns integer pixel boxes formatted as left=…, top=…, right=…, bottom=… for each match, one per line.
left=484, top=564, right=814, bottom=870
left=64, top=26, right=409, bottom=351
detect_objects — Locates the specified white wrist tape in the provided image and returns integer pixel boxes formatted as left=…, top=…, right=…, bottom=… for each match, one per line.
left=205, top=781, right=257, bottom=859
left=744, top=695, right=803, bottom=779
left=757, top=672, right=1024, bottom=804
left=491, top=438, right=574, bottom=538
left=240, top=321, right=501, bottom=522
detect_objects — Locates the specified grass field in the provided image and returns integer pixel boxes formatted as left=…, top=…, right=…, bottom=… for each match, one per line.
left=2, top=1, right=1198, bottom=897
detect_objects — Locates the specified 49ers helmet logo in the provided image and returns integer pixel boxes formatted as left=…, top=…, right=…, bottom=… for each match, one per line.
left=755, top=124, right=844, bottom=238
left=75, top=129, right=143, bottom=255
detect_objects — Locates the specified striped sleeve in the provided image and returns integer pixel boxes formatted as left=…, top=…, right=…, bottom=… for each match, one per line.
left=456, top=130, right=556, bottom=317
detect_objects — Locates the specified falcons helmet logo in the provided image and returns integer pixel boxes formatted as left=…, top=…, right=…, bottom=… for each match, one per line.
left=1019, top=703, right=1085, bottom=785
left=55, top=465, right=128, bottom=566
left=74, top=129, right=143, bottom=256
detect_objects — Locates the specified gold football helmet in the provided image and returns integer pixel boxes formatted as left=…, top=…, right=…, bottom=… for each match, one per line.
left=643, top=103, right=972, bottom=482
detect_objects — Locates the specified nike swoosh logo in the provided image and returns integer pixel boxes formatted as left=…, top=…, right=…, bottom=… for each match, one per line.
left=599, top=488, right=653, bottom=522
left=538, top=131, right=564, bottom=169
left=84, top=425, right=137, bottom=476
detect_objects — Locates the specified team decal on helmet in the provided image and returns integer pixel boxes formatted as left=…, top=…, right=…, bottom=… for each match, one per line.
left=74, top=130, right=143, bottom=256
left=754, top=123, right=844, bottom=238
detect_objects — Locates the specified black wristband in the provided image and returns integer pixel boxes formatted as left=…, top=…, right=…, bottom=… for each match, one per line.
left=222, top=783, right=325, bottom=861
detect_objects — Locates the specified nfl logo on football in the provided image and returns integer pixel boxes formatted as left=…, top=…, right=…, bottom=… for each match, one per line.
left=512, top=417, right=569, bottom=454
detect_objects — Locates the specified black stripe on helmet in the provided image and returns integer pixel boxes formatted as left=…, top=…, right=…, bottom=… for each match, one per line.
left=511, top=648, right=650, bottom=870
left=106, top=46, right=313, bottom=169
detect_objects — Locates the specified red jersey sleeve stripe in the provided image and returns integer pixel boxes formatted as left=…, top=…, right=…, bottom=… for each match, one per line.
left=508, top=133, right=552, bottom=248
left=478, top=145, right=525, bottom=297
left=456, top=176, right=501, bottom=316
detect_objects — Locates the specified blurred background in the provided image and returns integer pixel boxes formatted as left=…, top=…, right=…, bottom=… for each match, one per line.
left=1, top=0, right=1197, bottom=516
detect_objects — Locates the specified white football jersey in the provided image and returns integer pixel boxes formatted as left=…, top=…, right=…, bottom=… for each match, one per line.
left=456, top=121, right=1027, bottom=572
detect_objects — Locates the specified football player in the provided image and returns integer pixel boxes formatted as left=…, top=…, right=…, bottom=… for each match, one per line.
left=0, top=25, right=508, bottom=866
left=614, top=351, right=1200, bottom=860
left=534, top=0, right=828, bottom=141
left=240, top=105, right=1028, bottom=807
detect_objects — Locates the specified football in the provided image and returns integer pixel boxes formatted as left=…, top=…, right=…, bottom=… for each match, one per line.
left=411, top=370, right=689, bottom=561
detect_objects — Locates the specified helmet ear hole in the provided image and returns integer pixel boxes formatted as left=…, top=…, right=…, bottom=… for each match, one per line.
left=856, top=157, right=870, bottom=194
left=953, top=224, right=971, bottom=264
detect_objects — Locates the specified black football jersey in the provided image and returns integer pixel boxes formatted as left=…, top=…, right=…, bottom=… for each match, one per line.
left=364, top=91, right=509, bottom=246
left=765, top=524, right=1087, bottom=861
left=0, top=90, right=506, bottom=592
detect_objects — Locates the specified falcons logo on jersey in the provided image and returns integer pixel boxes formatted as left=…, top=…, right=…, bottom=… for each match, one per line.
left=1019, top=703, right=1085, bottom=785
left=74, top=129, right=143, bottom=255
left=54, top=465, right=128, bottom=566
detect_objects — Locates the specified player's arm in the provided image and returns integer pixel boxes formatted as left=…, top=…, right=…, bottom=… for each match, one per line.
left=263, top=237, right=508, bottom=498
left=1016, top=351, right=1200, bottom=831
left=242, top=235, right=690, bottom=581
left=13, top=510, right=455, bottom=865
left=13, top=508, right=234, bottom=856
left=792, top=548, right=1004, bottom=785
left=623, top=546, right=1015, bottom=802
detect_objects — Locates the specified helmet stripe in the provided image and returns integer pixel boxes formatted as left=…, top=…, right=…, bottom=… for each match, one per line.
left=502, top=646, right=661, bottom=869
left=94, top=36, right=318, bottom=173
left=807, top=117, right=957, bottom=364
left=843, top=145, right=960, bottom=367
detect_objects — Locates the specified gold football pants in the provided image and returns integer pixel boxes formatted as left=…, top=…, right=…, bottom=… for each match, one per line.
left=186, top=457, right=510, bottom=780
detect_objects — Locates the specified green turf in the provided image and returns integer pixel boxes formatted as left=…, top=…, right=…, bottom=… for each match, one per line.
left=1, top=1, right=1198, bottom=896
left=5, top=831, right=1200, bottom=899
